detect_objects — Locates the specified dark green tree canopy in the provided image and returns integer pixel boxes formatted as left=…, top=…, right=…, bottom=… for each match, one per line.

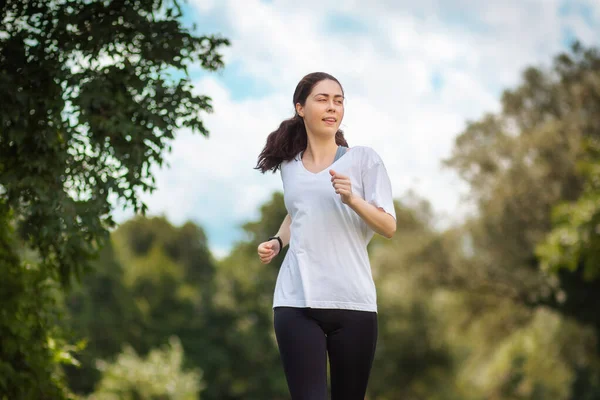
left=0, top=0, right=229, bottom=284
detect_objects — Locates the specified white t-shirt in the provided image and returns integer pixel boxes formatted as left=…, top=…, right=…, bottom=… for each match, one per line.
left=273, top=146, right=396, bottom=312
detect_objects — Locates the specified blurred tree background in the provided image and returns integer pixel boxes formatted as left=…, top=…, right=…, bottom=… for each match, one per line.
left=0, top=0, right=228, bottom=398
left=1, top=0, right=600, bottom=398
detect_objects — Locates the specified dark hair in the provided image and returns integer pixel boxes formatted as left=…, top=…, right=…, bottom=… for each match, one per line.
left=254, top=72, right=349, bottom=173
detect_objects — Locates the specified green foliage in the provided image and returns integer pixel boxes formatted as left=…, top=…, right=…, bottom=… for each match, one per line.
left=63, top=206, right=290, bottom=399
left=62, top=215, right=215, bottom=394
left=88, top=337, right=202, bottom=400
left=62, top=239, right=144, bottom=394
left=63, top=193, right=600, bottom=399
left=435, top=41, right=600, bottom=397
left=442, top=41, right=600, bottom=334
left=537, top=144, right=600, bottom=280
left=201, top=192, right=290, bottom=400
left=367, top=201, right=467, bottom=400
left=533, top=43, right=600, bottom=281
left=113, top=216, right=215, bottom=289
left=0, top=0, right=228, bottom=397
left=0, top=203, right=78, bottom=399
left=111, top=216, right=215, bottom=357
left=0, top=0, right=229, bottom=284
left=456, top=305, right=596, bottom=400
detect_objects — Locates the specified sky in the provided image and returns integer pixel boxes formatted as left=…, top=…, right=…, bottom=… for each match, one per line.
left=112, top=0, right=600, bottom=259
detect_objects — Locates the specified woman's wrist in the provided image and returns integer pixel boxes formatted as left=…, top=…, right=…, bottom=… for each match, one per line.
left=268, top=236, right=283, bottom=254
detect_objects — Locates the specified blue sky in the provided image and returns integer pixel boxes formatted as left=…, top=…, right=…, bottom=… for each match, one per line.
left=113, top=0, right=600, bottom=258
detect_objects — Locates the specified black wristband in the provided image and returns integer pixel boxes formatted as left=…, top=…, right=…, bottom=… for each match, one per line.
left=268, top=236, right=283, bottom=253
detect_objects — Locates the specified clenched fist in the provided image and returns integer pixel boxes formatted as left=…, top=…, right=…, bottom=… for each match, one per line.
left=257, top=239, right=281, bottom=264
left=329, top=169, right=355, bottom=205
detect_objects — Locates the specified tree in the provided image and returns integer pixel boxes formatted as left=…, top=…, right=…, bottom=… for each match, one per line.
left=0, top=0, right=229, bottom=397
left=442, top=42, right=600, bottom=333
left=1, top=0, right=229, bottom=284
left=436, top=42, right=600, bottom=397
left=200, top=192, right=290, bottom=400
left=536, top=44, right=600, bottom=281
left=0, top=204, right=76, bottom=399
left=61, top=237, right=144, bottom=394
left=62, top=215, right=216, bottom=394
left=366, top=196, right=468, bottom=400
left=110, top=216, right=216, bottom=364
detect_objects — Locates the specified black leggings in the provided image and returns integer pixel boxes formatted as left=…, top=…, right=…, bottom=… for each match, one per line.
left=273, top=306, right=378, bottom=400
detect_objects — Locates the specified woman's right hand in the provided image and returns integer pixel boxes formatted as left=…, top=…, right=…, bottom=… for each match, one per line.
left=257, top=239, right=281, bottom=264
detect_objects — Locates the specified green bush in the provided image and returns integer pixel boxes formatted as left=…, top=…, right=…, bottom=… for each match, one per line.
left=88, top=336, right=203, bottom=400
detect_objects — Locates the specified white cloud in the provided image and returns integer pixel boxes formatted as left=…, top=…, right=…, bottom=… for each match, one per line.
left=114, top=0, right=600, bottom=257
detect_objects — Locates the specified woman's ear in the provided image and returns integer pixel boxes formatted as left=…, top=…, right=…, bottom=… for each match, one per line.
left=295, top=103, right=304, bottom=118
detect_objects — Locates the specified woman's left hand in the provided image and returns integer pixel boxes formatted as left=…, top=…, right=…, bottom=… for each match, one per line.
left=329, top=169, right=354, bottom=206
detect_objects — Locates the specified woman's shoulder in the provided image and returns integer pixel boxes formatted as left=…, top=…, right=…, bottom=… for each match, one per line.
left=348, top=145, right=384, bottom=166
left=280, top=153, right=300, bottom=172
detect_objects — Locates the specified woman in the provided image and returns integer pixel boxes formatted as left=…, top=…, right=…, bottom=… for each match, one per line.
left=255, top=72, right=396, bottom=400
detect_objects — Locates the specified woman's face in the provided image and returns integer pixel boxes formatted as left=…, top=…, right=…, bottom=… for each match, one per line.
left=296, top=79, right=344, bottom=138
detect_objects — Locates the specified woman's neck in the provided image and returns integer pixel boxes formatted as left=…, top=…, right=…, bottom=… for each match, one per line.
left=303, top=136, right=338, bottom=164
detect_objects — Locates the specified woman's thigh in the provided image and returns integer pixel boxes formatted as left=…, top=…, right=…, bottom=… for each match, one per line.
left=325, top=310, right=378, bottom=400
left=273, top=307, right=328, bottom=400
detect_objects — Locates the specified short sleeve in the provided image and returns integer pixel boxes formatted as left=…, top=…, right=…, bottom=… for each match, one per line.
left=362, top=159, right=396, bottom=221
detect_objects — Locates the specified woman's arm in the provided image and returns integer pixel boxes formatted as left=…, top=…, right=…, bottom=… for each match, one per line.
left=348, top=197, right=396, bottom=239
left=257, top=214, right=291, bottom=264
left=274, top=214, right=291, bottom=249
left=330, top=168, right=396, bottom=239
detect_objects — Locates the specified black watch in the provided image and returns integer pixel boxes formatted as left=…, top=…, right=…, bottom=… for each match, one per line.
left=268, top=236, right=283, bottom=253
